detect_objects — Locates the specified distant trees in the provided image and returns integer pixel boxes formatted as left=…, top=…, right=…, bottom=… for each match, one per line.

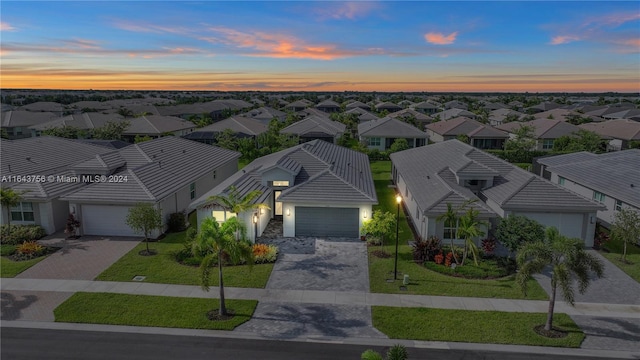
left=552, top=129, right=605, bottom=153
left=92, top=121, right=130, bottom=140
left=504, top=125, right=536, bottom=154
left=42, top=125, right=87, bottom=139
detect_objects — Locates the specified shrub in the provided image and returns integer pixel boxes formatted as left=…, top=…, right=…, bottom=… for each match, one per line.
left=444, top=252, right=453, bottom=268
left=425, top=258, right=512, bottom=279
left=252, top=244, right=278, bottom=263
left=11, top=241, right=47, bottom=260
left=412, top=236, right=442, bottom=263
left=434, top=252, right=444, bottom=265
left=367, top=236, right=383, bottom=246
left=0, top=225, right=47, bottom=245
left=167, top=212, right=187, bottom=233
left=64, top=213, right=80, bottom=238
left=1, top=244, right=17, bottom=256
left=594, top=231, right=610, bottom=250
left=481, top=238, right=497, bottom=255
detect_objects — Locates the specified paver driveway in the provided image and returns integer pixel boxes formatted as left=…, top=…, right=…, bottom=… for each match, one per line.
left=237, top=236, right=386, bottom=339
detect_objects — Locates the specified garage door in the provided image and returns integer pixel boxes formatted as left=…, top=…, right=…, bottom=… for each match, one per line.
left=513, top=212, right=584, bottom=241
left=295, top=207, right=359, bottom=237
left=82, top=204, right=136, bottom=236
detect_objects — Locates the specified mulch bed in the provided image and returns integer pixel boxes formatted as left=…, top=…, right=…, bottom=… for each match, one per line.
left=207, top=309, right=235, bottom=321
left=138, top=249, right=158, bottom=256
left=371, top=250, right=391, bottom=258
left=534, top=325, right=568, bottom=338
left=8, top=246, right=59, bottom=261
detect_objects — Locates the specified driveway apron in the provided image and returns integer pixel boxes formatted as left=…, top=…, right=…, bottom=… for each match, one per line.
left=237, top=236, right=386, bottom=339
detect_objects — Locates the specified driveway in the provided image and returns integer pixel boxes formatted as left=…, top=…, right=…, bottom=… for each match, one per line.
left=239, top=236, right=385, bottom=339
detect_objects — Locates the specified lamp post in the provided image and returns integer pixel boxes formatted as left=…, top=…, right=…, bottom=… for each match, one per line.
left=253, top=213, right=258, bottom=241
left=394, top=193, right=402, bottom=280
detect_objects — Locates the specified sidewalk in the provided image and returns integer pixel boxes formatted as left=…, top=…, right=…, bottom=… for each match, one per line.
left=2, top=278, right=639, bottom=318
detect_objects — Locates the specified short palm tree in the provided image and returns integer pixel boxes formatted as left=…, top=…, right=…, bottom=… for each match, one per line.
left=193, top=217, right=254, bottom=317
left=457, top=207, right=486, bottom=266
left=205, top=186, right=270, bottom=240
left=361, top=344, right=408, bottom=360
left=436, top=203, right=461, bottom=265
left=0, top=187, right=26, bottom=238
left=516, top=227, right=604, bottom=332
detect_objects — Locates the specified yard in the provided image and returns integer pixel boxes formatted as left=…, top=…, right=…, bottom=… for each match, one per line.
left=367, top=161, right=547, bottom=300
left=601, top=236, right=640, bottom=283
left=1, top=244, right=52, bottom=278
left=96, top=212, right=274, bottom=288
left=55, top=292, right=257, bottom=330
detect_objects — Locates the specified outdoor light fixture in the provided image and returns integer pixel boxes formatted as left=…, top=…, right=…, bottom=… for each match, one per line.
left=253, top=214, right=258, bottom=224
left=363, top=210, right=367, bottom=219
left=286, top=208, right=291, bottom=216
left=394, top=193, right=402, bottom=280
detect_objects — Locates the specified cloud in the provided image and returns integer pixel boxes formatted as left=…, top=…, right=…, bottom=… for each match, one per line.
left=424, top=32, right=458, bottom=45
left=313, top=2, right=382, bottom=20
left=111, top=20, right=191, bottom=35
left=584, top=12, right=640, bottom=28
left=0, top=22, right=16, bottom=31
left=2, top=41, right=208, bottom=58
left=550, top=35, right=581, bottom=45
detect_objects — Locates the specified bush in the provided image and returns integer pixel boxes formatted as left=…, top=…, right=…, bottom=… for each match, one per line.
left=252, top=244, right=278, bottom=264
left=1, top=244, right=17, bottom=256
left=424, top=259, right=510, bottom=279
left=167, top=212, right=187, bottom=233
left=0, top=225, right=47, bottom=245
left=367, top=236, right=383, bottom=246
left=412, top=236, right=442, bottom=263
left=11, top=241, right=48, bottom=261
left=481, top=238, right=497, bottom=255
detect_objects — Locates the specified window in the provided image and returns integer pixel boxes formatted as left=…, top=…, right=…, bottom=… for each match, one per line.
left=272, top=180, right=289, bottom=187
left=443, top=220, right=457, bottom=240
left=368, top=137, right=381, bottom=146
left=558, top=177, right=565, bottom=186
left=190, top=183, right=196, bottom=200
left=593, top=191, right=605, bottom=203
left=542, top=139, right=554, bottom=150
left=615, top=200, right=623, bottom=211
left=11, top=202, right=34, bottom=222
left=211, top=210, right=234, bottom=222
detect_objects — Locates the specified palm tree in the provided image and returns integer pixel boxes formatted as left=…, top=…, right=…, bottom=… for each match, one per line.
left=457, top=207, right=486, bottom=266
left=516, top=227, right=604, bottom=332
left=436, top=203, right=461, bottom=265
left=205, top=186, right=270, bottom=240
left=0, top=187, right=26, bottom=238
left=193, top=217, right=254, bottom=317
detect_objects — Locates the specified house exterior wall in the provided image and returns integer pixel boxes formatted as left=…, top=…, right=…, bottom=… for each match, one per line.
left=549, top=172, right=637, bottom=226
left=261, top=168, right=295, bottom=187
left=360, top=136, right=386, bottom=152
left=282, top=201, right=372, bottom=238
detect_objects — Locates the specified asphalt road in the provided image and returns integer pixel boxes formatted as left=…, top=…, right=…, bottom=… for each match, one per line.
left=0, top=328, right=614, bottom=360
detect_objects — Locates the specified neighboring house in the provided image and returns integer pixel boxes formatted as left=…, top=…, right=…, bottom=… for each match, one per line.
left=0, top=136, right=240, bottom=237
left=525, top=101, right=561, bottom=114
left=190, top=140, right=377, bottom=241
left=1, top=111, right=60, bottom=139
left=29, top=112, right=126, bottom=137
left=285, top=99, right=314, bottom=112
left=488, top=108, right=524, bottom=126
left=315, top=99, right=341, bottom=113
left=433, top=108, right=477, bottom=121
left=19, top=102, right=66, bottom=116
left=444, top=100, right=468, bottom=110
left=579, top=119, right=640, bottom=151
left=426, top=117, right=508, bottom=150
left=358, top=116, right=427, bottom=151
left=482, top=102, right=509, bottom=112
left=388, top=108, right=432, bottom=129
left=374, top=102, right=402, bottom=113
left=242, top=106, right=287, bottom=124
left=533, top=109, right=581, bottom=122
left=390, top=140, right=604, bottom=247
left=297, top=107, right=332, bottom=119
left=537, top=150, right=640, bottom=227
left=67, top=101, right=113, bottom=113
left=412, top=101, right=441, bottom=115
left=496, top=118, right=581, bottom=151
left=345, top=101, right=372, bottom=111
left=182, top=116, right=268, bottom=145
left=122, top=115, right=197, bottom=141
left=601, top=108, right=640, bottom=121
left=280, top=115, right=346, bottom=144
left=344, top=107, right=379, bottom=122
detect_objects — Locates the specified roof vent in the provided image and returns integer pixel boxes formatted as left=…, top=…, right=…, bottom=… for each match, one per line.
left=26, top=157, right=31, bottom=161
left=632, top=184, right=635, bottom=188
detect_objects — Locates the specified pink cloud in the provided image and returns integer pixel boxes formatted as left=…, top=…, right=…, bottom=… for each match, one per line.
left=424, top=32, right=458, bottom=45
left=584, top=12, right=640, bottom=28
left=314, top=2, right=382, bottom=20
left=111, top=20, right=190, bottom=35
left=550, top=35, right=581, bottom=45
left=0, top=22, right=16, bottom=31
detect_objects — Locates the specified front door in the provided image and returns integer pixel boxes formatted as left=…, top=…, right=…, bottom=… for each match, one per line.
left=274, top=190, right=283, bottom=218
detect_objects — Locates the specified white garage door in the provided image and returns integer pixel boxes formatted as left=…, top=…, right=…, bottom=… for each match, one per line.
left=82, top=204, right=136, bottom=237
left=514, top=212, right=584, bottom=241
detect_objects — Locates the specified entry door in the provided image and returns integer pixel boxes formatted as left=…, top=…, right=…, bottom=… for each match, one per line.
left=274, top=191, right=283, bottom=217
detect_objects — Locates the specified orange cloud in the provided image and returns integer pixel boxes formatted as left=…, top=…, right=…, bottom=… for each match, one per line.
left=0, top=22, right=16, bottom=31
left=424, top=32, right=458, bottom=45
left=314, top=2, right=382, bottom=20
left=550, top=35, right=581, bottom=45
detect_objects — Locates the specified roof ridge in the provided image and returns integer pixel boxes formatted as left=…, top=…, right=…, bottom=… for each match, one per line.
left=499, top=172, right=535, bottom=206
left=83, top=113, right=95, bottom=129
left=232, top=116, right=255, bottom=135
left=328, top=165, right=377, bottom=201
left=133, top=143, right=153, bottom=163
left=142, top=115, right=161, bottom=134
left=95, top=154, right=107, bottom=167
left=127, top=168, right=156, bottom=200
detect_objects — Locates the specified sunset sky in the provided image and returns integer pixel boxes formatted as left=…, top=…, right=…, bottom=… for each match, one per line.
left=1, top=1, right=639, bottom=92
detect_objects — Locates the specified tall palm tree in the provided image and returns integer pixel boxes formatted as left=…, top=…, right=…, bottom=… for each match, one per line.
left=516, top=227, right=604, bottom=332
left=457, top=207, right=486, bottom=266
left=436, top=203, right=461, bottom=265
left=0, top=187, right=26, bottom=238
left=205, top=186, right=270, bottom=240
left=193, top=217, right=254, bottom=317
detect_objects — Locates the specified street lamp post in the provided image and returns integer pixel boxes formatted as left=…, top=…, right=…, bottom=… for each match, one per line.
left=394, top=193, right=402, bottom=280
left=253, top=213, right=258, bottom=241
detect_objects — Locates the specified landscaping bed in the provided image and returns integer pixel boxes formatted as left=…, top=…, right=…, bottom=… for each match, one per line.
left=600, top=236, right=640, bottom=283
left=372, top=306, right=584, bottom=348
left=0, top=242, right=58, bottom=278
left=54, top=292, right=257, bottom=330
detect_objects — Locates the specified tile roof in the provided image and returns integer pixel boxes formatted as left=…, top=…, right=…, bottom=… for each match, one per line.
left=390, top=140, right=603, bottom=216
left=496, top=118, right=581, bottom=139
left=280, top=115, right=345, bottom=137
left=125, top=115, right=196, bottom=135
left=540, top=149, right=640, bottom=208
left=29, top=112, right=125, bottom=131
left=191, top=140, right=377, bottom=209
left=194, top=116, right=268, bottom=136
left=1, top=111, right=60, bottom=127
left=579, top=119, right=640, bottom=141
left=433, top=108, right=476, bottom=121
left=427, top=117, right=508, bottom=138
left=358, top=116, right=427, bottom=138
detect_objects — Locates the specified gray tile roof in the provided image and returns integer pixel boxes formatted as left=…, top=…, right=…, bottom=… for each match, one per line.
left=191, top=140, right=377, bottom=210
left=433, top=109, right=476, bottom=121
left=125, top=115, right=196, bottom=135
left=29, top=112, right=125, bottom=131
left=496, top=119, right=581, bottom=139
left=280, top=115, right=345, bottom=137
left=579, top=119, right=640, bottom=141
left=358, top=116, right=427, bottom=138
left=427, top=117, right=507, bottom=138
left=541, top=149, right=640, bottom=208
left=1, top=111, right=60, bottom=127
left=390, top=140, right=603, bottom=216
left=195, top=116, right=268, bottom=136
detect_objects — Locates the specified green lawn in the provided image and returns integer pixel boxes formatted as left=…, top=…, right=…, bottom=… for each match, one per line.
left=372, top=307, right=584, bottom=348
left=1, top=244, right=48, bottom=278
left=367, top=161, right=547, bottom=300
left=55, top=292, right=257, bottom=330
left=96, top=213, right=274, bottom=288
left=601, top=237, right=640, bottom=283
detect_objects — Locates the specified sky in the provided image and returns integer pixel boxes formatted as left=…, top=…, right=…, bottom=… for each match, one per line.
left=1, top=1, right=639, bottom=92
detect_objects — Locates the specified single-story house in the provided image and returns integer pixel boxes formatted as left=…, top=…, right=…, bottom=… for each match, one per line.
left=488, top=108, right=525, bottom=126
left=536, top=149, right=640, bottom=227
left=242, top=106, right=287, bottom=124
left=29, top=112, right=126, bottom=137
left=374, top=102, right=402, bottom=113
left=390, top=140, right=604, bottom=247
left=19, top=102, right=66, bottom=116
left=0, top=136, right=240, bottom=237
left=280, top=115, right=346, bottom=144
left=285, top=99, right=314, bottom=112
left=579, top=119, right=640, bottom=151
left=182, top=115, right=268, bottom=145
left=122, top=115, right=197, bottom=141
left=345, top=101, right=371, bottom=111
left=426, top=116, right=509, bottom=150
left=444, top=100, right=468, bottom=110
left=496, top=118, right=581, bottom=151
left=315, top=99, right=341, bottom=113
left=344, top=107, right=379, bottom=123
left=412, top=101, right=441, bottom=115
left=358, top=116, right=427, bottom=151
left=388, top=108, right=433, bottom=129
left=433, top=108, right=477, bottom=121
left=2, top=111, right=60, bottom=139
left=190, top=140, right=377, bottom=241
